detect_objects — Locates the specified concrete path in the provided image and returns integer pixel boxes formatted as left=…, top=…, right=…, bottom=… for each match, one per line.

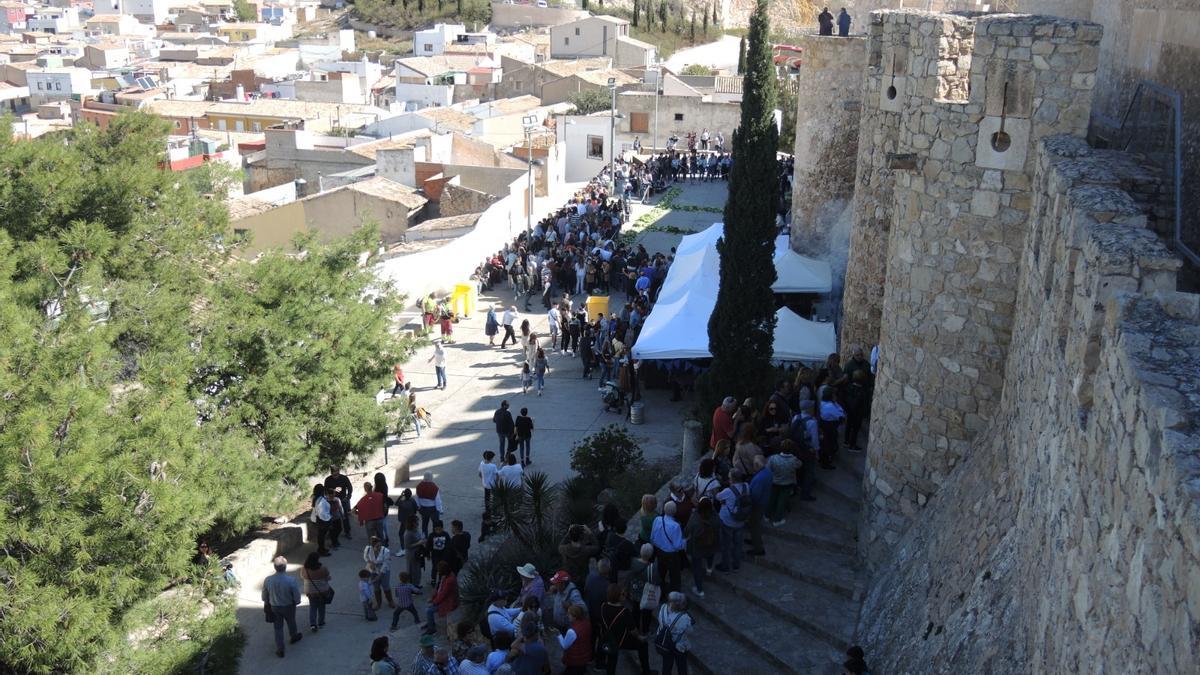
left=233, top=180, right=732, bottom=674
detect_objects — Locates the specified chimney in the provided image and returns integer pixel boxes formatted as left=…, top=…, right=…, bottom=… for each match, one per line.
left=235, top=83, right=245, bottom=100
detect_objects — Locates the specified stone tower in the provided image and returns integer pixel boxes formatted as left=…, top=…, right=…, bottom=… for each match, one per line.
left=849, top=10, right=1104, bottom=563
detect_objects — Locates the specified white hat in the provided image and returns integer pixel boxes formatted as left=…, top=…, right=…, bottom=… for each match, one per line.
left=516, top=563, right=538, bottom=578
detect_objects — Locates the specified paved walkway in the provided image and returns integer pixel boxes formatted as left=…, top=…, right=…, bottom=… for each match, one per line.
left=234, top=180, right=732, bottom=674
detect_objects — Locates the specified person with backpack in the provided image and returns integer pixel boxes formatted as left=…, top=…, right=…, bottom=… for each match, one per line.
left=790, top=401, right=820, bottom=501
left=767, top=440, right=801, bottom=525
left=483, top=592, right=520, bottom=645
left=649, top=501, right=686, bottom=594
left=683, top=497, right=718, bottom=597
left=747, top=455, right=772, bottom=557
left=600, top=583, right=653, bottom=675
left=655, top=592, right=694, bottom=675
left=715, top=470, right=751, bottom=572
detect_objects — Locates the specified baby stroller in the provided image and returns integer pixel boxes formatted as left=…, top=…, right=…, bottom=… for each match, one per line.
left=600, top=380, right=623, bottom=413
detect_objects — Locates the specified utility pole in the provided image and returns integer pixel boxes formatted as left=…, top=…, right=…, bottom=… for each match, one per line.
left=652, top=62, right=660, bottom=153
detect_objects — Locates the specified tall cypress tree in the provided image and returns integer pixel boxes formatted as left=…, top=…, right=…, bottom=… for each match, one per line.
left=737, top=36, right=746, bottom=75
left=690, top=9, right=696, bottom=41
left=701, top=0, right=779, bottom=411
left=632, top=0, right=639, bottom=27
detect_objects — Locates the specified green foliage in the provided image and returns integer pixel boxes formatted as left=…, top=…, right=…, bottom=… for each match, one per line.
left=98, top=589, right=244, bottom=675
left=632, top=0, right=639, bottom=27
left=183, top=161, right=244, bottom=200
left=569, top=425, right=645, bottom=490
left=701, top=0, right=779, bottom=417
left=777, top=74, right=798, bottom=152
left=690, top=9, right=696, bottom=41
left=353, top=0, right=492, bottom=30
left=568, top=88, right=611, bottom=115
left=610, top=461, right=674, bottom=519
left=489, top=471, right=563, bottom=553
left=681, top=64, right=715, bottom=76
left=737, top=36, right=747, bottom=75
left=657, top=0, right=667, bottom=32
left=0, top=112, right=409, bottom=673
left=703, top=3, right=709, bottom=33
left=233, top=0, right=256, bottom=21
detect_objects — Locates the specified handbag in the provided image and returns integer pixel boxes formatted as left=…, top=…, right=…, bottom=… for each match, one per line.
left=305, top=568, right=335, bottom=605
left=653, top=611, right=685, bottom=656
left=264, top=602, right=276, bottom=624
left=638, top=566, right=660, bottom=610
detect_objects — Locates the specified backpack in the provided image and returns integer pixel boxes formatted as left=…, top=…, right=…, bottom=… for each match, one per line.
left=729, top=485, right=752, bottom=523
left=789, top=413, right=810, bottom=452
left=653, top=610, right=687, bottom=656
left=695, top=515, right=716, bottom=548
left=479, top=607, right=505, bottom=641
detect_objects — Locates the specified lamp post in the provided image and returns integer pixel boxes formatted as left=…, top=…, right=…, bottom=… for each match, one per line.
left=652, top=62, right=661, bottom=153
left=522, top=114, right=538, bottom=241
left=608, top=76, right=617, bottom=194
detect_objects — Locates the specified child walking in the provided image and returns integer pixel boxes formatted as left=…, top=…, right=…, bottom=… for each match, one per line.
left=389, top=571, right=423, bottom=629
left=521, top=362, right=532, bottom=394
left=359, top=569, right=378, bottom=621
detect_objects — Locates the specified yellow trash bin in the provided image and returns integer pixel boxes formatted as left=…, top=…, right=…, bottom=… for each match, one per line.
left=452, top=283, right=477, bottom=318
left=586, top=294, right=609, bottom=323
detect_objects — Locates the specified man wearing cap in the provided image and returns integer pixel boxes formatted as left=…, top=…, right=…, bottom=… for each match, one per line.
left=459, top=644, right=490, bottom=675
left=514, top=563, right=544, bottom=607
left=415, top=473, right=444, bottom=536
left=545, top=570, right=586, bottom=632
left=260, top=556, right=302, bottom=658
left=411, top=634, right=437, bottom=674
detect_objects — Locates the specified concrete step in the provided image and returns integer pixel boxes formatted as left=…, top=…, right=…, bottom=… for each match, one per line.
left=792, top=489, right=861, bottom=534
left=762, top=511, right=858, bottom=556
left=746, top=534, right=862, bottom=600
left=691, top=577, right=846, bottom=673
left=812, top=461, right=866, bottom=505
left=707, top=562, right=858, bottom=653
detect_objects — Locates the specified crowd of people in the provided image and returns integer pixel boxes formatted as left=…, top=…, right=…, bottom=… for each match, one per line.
left=256, top=150, right=876, bottom=673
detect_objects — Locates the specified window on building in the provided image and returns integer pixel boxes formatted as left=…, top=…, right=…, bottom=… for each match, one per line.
left=55, top=82, right=61, bottom=91
left=574, top=28, right=580, bottom=35
left=674, top=113, right=684, bottom=121
left=252, top=122, right=261, bottom=132
left=36, top=82, right=43, bottom=90
left=587, top=135, right=604, bottom=159
left=217, top=119, right=227, bottom=131
left=424, top=43, right=433, bottom=52
left=564, top=37, right=569, bottom=46
left=174, top=120, right=181, bottom=128
left=234, top=120, right=244, bottom=132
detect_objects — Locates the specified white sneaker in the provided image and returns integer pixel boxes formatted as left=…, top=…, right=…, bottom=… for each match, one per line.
left=394, top=550, right=406, bottom=557
left=772, top=519, right=786, bottom=527
left=692, top=586, right=705, bottom=598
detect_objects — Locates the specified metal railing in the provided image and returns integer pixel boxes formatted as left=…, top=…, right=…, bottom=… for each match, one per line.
left=1091, top=81, right=1191, bottom=266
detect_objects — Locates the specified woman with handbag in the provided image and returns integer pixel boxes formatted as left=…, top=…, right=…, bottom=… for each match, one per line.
left=600, top=583, right=653, bottom=675
left=301, top=551, right=333, bottom=632
left=364, top=535, right=396, bottom=609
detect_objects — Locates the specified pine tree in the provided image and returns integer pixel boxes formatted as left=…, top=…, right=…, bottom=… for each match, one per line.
left=703, top=3, right=709, bottom=34
left=737, top=35, right=746, bottom=75
left=701, top=0, right=780, bottom=414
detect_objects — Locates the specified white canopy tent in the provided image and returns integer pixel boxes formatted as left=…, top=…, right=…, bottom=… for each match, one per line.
left=631, top=224, right=837, bottom=362
left=772, top=236, right=833, bottom=293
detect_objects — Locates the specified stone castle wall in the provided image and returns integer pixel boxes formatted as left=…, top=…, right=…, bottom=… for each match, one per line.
left=789, top=34, right=866, bottom=258
left=835, top=8, right=1200, bottom=672
left=856, top=130, right=1200, bottom=673
left=854, top=11, right=1103, bottom=561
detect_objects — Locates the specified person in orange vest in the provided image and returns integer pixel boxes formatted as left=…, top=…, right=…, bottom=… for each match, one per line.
left=555, top=604, right=593, bottom=675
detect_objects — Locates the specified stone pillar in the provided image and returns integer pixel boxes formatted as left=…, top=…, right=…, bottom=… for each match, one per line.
left=789, top=34, right=867, bottom=259
left=681, top=419, right=703, bottom=474
left=839, top=13, right=911, bottom=356
left=859, top=11, right=1103, bottom=567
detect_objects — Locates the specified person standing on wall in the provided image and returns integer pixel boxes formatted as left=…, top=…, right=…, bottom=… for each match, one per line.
left=838, top=8, right=852, bottom=36
left=818, top=7, right=834, bottom=35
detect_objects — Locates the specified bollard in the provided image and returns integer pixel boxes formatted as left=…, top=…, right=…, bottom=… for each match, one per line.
left=681, top=419, right=703, bottom=475
left=393, top=458, right=410, bottom=485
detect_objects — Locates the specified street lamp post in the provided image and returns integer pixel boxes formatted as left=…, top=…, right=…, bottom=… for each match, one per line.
left=522, top=114, right=538, bottom=241
left=652, top=62, right=660, bottom=153
left=608, top=77, right=617, bottom=194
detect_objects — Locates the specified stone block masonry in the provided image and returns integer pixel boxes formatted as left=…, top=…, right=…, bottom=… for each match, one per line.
left=790, top=34, right=867, bottom=260
left=857, top=129, right=1200, bottom=673
left=847, top=10, right=1104, bottom=565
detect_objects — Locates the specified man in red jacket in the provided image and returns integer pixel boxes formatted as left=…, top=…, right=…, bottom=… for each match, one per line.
left=354, top=482, right=387, bottom=546
left=710, top=396, right=737, bottom=449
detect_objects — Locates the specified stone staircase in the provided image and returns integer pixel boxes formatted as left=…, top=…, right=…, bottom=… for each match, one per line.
left=623, top=452, right=867, bottom=674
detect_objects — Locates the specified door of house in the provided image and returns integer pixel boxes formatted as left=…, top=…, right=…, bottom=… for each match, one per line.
left=630, top=112, right=649, bottom=134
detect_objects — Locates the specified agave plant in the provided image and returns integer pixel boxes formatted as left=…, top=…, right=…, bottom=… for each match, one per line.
left=488, top=471, right=564, bottom=554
